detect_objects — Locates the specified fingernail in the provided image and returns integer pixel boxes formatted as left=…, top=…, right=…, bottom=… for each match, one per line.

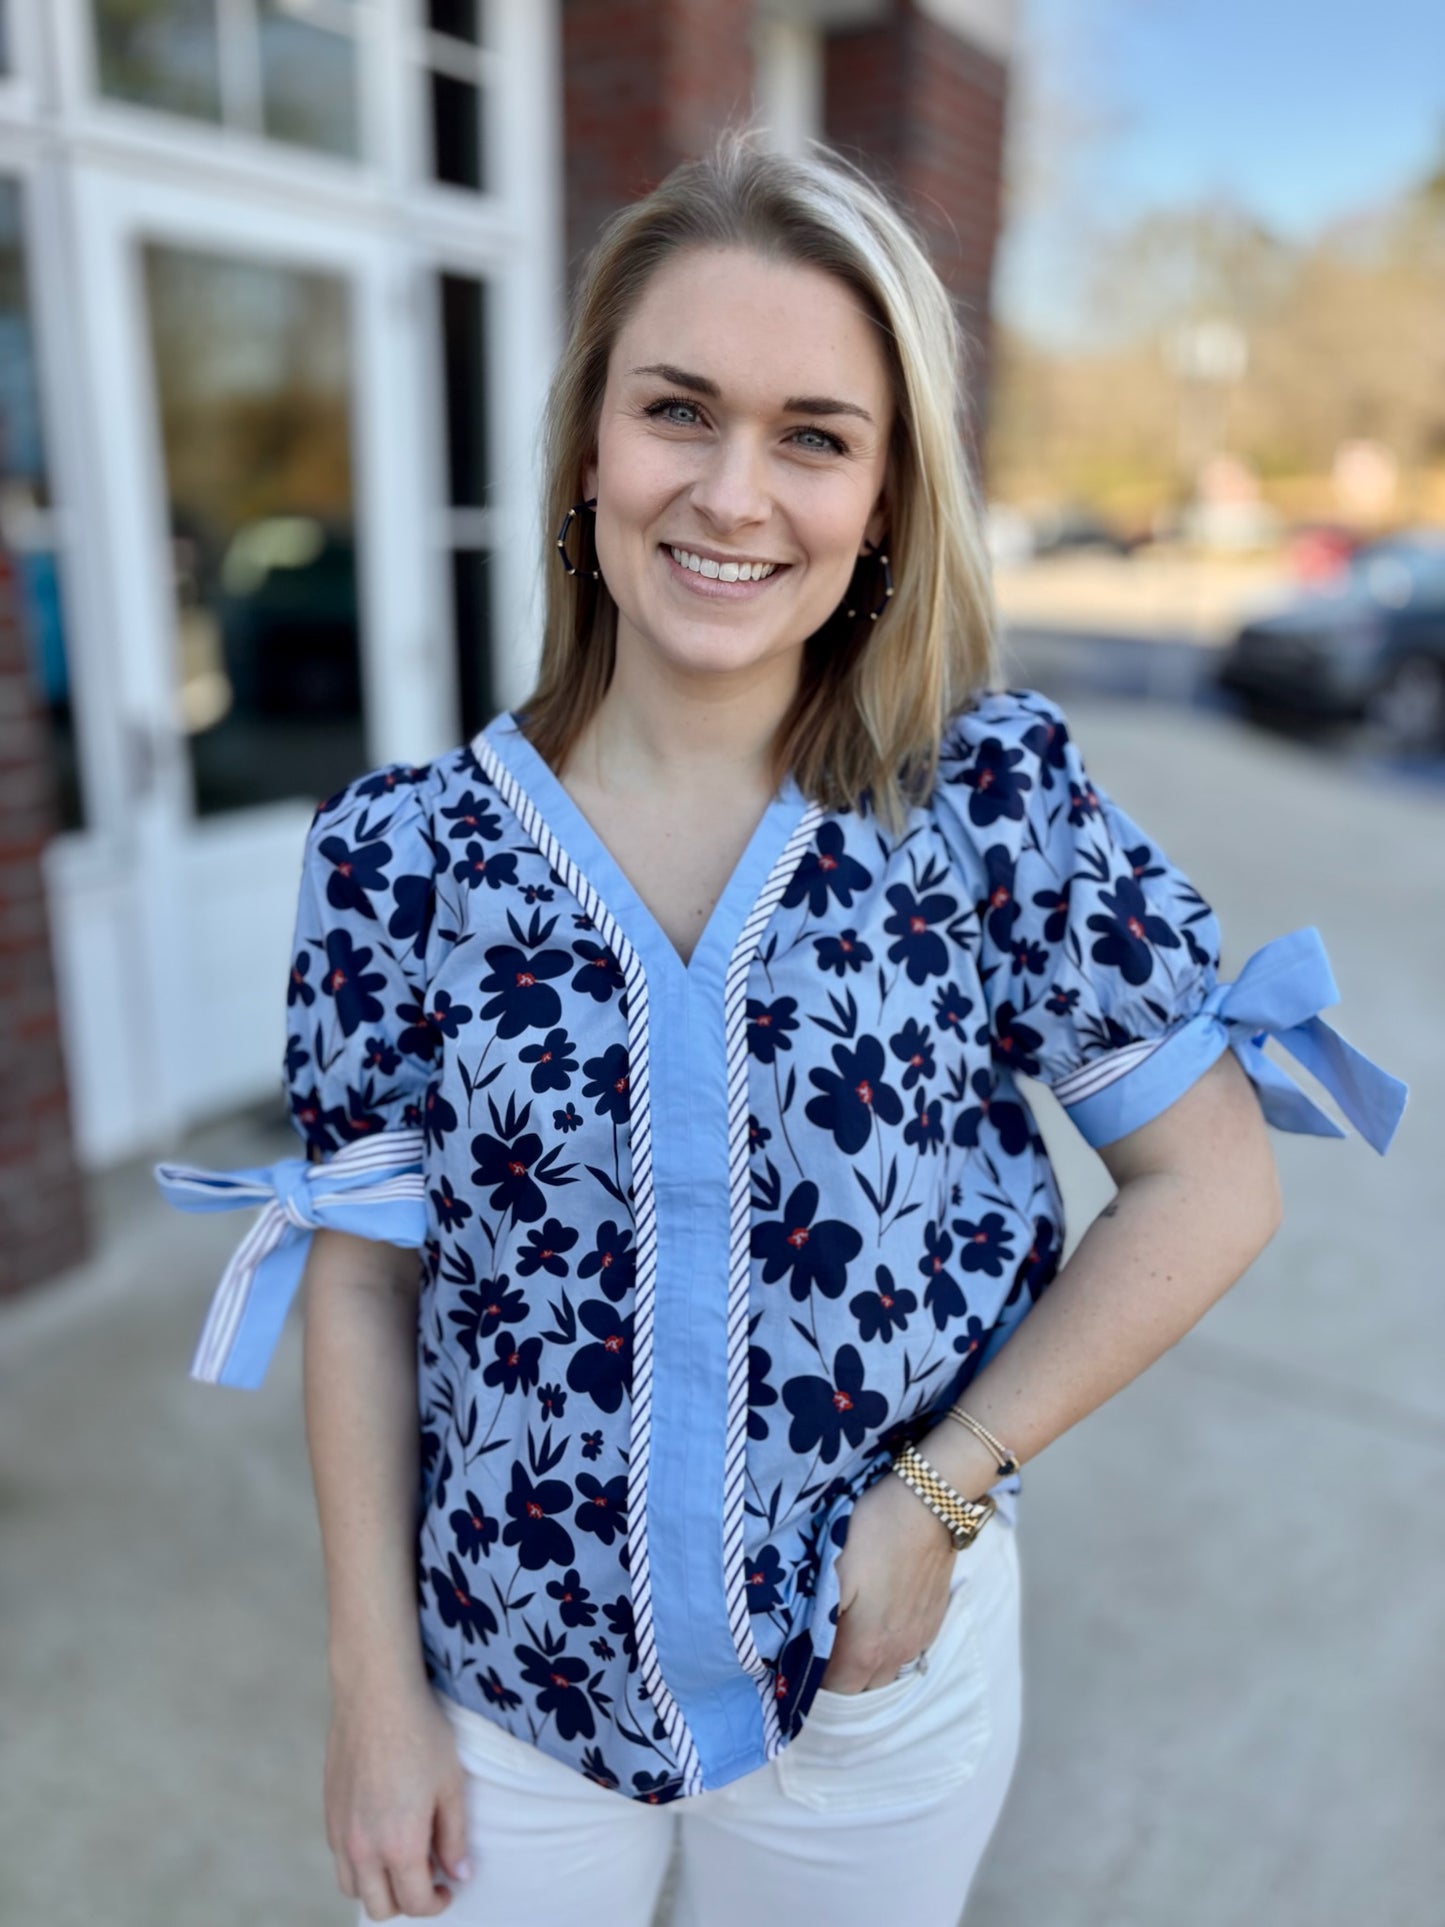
left=454, top=1858, right=473, bottom=1882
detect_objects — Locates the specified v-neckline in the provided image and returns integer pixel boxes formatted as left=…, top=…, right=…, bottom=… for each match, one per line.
left=476, top=710, right=813, bottom=991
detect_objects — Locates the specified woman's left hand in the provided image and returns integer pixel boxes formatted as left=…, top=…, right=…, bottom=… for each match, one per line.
left=817, top=1466, right=958, bottom=1693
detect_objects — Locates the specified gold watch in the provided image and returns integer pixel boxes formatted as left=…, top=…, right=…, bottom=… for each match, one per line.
left=890, top=1441, right=996, bottom=1550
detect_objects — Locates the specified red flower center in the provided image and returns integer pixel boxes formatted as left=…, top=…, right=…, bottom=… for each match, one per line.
left=787, top=1226, right=809, bottom=1248
left=832, top=1389, right=854, bottom=1412
left=516, top=970, right=536, bottom=987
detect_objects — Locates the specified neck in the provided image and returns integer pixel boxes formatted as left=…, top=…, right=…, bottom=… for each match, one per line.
left=572, top=645, right=802, bottom=800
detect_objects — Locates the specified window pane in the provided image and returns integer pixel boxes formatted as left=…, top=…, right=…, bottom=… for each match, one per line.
left=429, top=0, right=482, bottom=44
left=92, top=0, right=223, bottom=123
left=439, top=273, right=489, bottom=509
left=0, top=181, right=82, bottom=831
left=451, top=548, right=492, bottom=743
left=259, top=3, right=359, bottom=158
left=143, top=246, right=366, bottom=815
left=430, top=71, right=484, bottom=191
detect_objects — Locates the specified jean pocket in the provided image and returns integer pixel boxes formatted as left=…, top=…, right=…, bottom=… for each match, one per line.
left=774, top=1571, right=995, bottom=1813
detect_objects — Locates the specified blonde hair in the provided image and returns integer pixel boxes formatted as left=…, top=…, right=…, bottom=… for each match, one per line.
left=520, top=130, right=1000, bottom=836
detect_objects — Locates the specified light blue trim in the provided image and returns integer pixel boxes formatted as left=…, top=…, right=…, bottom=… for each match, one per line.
left=481, top=712, right=810, bottom=1787
left=155, top=1131, right=428, bottom=1388
left=1062, top=927, right=1409, bottom=1154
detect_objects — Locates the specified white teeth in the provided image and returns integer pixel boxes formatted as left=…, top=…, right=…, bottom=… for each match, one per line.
left=668, top=546, right=777, bottom=582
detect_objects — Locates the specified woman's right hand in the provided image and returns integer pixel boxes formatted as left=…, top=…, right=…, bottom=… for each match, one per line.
left=324, top=1676, right=473, bottom=1920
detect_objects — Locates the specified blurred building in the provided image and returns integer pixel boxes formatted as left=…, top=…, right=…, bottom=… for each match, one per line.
left=0, top=0, right=1012, bottom=1288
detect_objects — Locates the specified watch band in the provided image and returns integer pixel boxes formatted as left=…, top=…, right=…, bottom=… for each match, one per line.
left=890, top=1442, right=996, bottom=1550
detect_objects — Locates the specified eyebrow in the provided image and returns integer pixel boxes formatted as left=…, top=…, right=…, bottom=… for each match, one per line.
left=629, top=363, right=875, bottom=426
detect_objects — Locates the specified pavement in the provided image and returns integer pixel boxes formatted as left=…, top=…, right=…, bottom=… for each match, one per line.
left=3, top=692, right=1442, bottom=1927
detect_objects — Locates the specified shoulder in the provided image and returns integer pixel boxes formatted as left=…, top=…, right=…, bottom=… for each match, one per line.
left=931, top=686, right=1078, bottom=843
left=307, top=744, right=479, bottom=861
left=938, top=685, right=1072, bottom=770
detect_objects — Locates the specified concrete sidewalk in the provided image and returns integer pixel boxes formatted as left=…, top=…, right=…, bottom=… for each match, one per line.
left=3, top=696, right=1441, bottom=1927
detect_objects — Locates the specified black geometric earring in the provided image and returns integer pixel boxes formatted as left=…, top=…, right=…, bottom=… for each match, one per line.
left=845, top=537, right=894, bottom=622
left=556, top=497, right=600, bottom=580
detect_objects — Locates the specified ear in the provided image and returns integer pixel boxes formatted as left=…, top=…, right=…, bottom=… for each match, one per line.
left=861, top=500, right=889, bottom=555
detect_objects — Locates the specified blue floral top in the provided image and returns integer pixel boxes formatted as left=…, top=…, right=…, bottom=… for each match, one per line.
left=156, top=687, right=1406, bottom=1804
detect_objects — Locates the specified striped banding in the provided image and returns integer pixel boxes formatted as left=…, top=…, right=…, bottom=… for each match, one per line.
left=473, top=730, right=705, bottom=1794
left=721, top=799, right=826, bottom=1761
left=1049, top=1033, right=1166, bottom=1108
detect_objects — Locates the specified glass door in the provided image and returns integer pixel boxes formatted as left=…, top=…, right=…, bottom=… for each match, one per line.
left=63, top=167, right=446, bottom=1143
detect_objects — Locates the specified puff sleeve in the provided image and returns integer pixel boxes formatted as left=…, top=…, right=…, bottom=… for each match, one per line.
left=930, top=688, right=1407, bottom=1155
left=154, top=765, right=443, bottom=1388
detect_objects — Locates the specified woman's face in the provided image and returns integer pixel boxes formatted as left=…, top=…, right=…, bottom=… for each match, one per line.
left=584, top=246, right=894, bottom=694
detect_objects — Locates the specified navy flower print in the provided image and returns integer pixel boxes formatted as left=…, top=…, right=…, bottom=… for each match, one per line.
left=752, top=1181, right=863, bottom=1301
left=805, top=1035, right=904, bottom=1153
left=782, top=1344, right=889, bottom=1462
left=1088, top=874, right=1183, bottom=985
left=320, top=929, right=389, bottom=1037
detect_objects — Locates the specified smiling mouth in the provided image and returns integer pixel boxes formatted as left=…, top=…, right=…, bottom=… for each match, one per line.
left=666, top=544, right=782, bottom=583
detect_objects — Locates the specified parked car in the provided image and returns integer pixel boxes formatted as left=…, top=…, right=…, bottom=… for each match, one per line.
left=1215, top=529, right=1445, bottom=753
left=1029, top=504, right=1140, bottom=557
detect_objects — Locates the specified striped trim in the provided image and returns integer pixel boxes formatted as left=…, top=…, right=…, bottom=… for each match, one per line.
left=720, top=800, right=825, bottom=1761
left=472, top=731, right=705, bottom=1794
left=1050, top=1033, right=1167, bottom=1108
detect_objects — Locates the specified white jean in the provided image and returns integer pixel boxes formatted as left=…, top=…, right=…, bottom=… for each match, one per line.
left=372, top=1513, right=1022, bottom=1927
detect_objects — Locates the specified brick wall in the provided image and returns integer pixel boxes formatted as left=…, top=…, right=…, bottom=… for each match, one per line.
left=561, top=0, right=1010, bottom=478
left=0, top=548, right=90, bottom=1296
left=562, top=0, right=756, bottom=278
left=824, top=0, right=1009, bottom=482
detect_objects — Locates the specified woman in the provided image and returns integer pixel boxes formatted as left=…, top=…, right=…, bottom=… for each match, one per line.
left=158, top=136, right=1407, bottom=1926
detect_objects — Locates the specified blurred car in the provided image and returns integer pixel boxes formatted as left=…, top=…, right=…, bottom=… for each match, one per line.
left=1215, top=529, right=1445, bottom=753
left=1285, top=520, right=1366, bottom=584
left=1029, top=504, right=1140, bottom=557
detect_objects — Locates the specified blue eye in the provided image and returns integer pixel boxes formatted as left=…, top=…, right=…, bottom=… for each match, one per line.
left=645, top=397, right=704, bottom=426
left=791, top=426, right=848, bottom=455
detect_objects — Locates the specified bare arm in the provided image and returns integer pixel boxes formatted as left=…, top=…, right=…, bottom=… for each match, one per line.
left=303, top=1227, right=471, bottom=1920
left=303, top=1226, right=429, bottom=1695
left=917, top=1047, right=1284, bottom=1500
left=824, top=1050, right=1284, bottom=1690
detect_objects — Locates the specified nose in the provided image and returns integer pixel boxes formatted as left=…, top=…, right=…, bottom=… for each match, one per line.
left=688, top=427, right=770, bottom=534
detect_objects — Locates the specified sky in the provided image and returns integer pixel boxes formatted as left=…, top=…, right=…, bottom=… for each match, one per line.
left=994, top=0, right=1445, bottom=348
